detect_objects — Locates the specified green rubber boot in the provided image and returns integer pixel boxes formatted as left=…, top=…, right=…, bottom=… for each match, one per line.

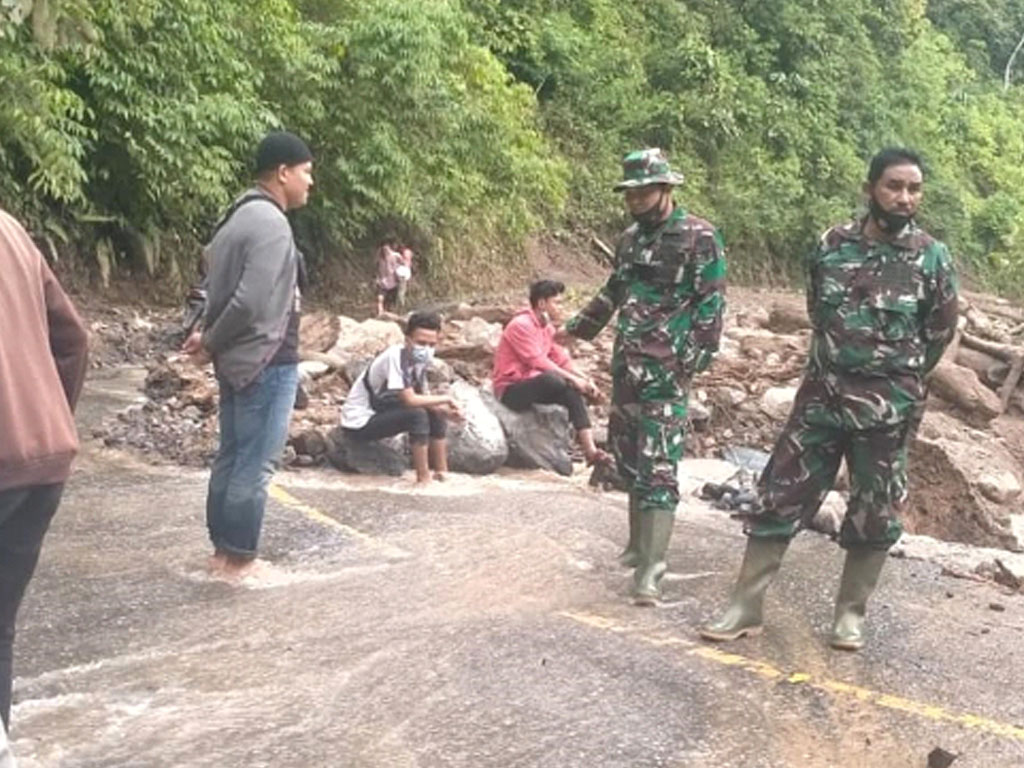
left=632, top=508, right=675, bottom=606
left=699, top=537, right=790, bottom=641
left=617, top=492, right=642, bottom=569
left=830, top=547, right=888, bottom=651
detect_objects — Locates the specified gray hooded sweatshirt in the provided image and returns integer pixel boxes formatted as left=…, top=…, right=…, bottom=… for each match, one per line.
left=201, top=187, right=299, bottom=390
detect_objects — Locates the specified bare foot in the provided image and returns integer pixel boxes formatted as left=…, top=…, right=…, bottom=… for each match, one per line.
left=433, top=472, right=447, bottom=482
left=207, top=552, right=269, bottom=584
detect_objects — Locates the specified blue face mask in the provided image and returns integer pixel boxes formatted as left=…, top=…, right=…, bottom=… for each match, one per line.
left=410, top=344, right=434, bottom=365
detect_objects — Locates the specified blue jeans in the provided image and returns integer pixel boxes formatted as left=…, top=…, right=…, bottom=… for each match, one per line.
left=206, top=363, right=298, bottom=559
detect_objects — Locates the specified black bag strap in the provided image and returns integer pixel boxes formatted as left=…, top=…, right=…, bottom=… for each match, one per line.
left=361, top=352, right=404, bottom=412
left=207, top=192, right=275, bottom=244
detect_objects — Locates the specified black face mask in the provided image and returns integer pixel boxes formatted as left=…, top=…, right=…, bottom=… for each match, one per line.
left=869, top=197, right=912, bottom=234
left=631, top=188, right=668, bottom=230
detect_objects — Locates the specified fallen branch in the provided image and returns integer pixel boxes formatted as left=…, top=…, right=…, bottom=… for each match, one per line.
left=964, top=304, right=1011, bottom=343
left=591, top=235, right=615, bottom=265
left=960, top=331, right=1024, bottom=412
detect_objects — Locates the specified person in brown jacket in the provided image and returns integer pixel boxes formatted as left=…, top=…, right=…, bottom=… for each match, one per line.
left=0, top=207, right=88, bottom=739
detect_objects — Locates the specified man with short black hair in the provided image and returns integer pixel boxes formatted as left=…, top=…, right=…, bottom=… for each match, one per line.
left=342, top=311, right=464, bottom=484
left=493, top=279, right=609, bottom=466
left=701, top=147, right=958, bottom=651
left=183, top=130, right=314, bottom=582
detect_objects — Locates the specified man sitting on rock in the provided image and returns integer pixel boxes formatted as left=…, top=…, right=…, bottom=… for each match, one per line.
left=341, top=311, right=463, bottom=484
left=493, top=279, right=610, bottom=467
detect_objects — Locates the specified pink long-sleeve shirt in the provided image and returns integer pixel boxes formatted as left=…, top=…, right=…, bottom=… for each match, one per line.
left=492, top=308, right=572, bottom=397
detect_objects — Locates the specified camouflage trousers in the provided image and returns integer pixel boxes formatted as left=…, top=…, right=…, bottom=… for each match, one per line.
left=748, top=377, right=912, bottom=549
left=608, top=362, right=689, bottom=514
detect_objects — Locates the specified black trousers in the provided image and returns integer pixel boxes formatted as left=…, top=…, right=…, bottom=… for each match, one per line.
left=500, top=371, right=591, bottom=430
left=346, top=405, right=447, bottom=445
left=0, top=484, right=63, bottom=731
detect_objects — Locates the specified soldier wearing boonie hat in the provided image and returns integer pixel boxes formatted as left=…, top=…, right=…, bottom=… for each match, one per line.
left=566, top=148, right=727, bottom=605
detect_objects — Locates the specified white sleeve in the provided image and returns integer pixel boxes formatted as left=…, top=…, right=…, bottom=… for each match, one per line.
left=384, top=347, right=407, bottom=391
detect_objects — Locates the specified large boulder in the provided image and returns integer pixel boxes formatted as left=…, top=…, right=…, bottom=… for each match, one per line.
left=325, top=425, right=408, bottom=476
left=482, top=384, right=573, bottom=476
left=446, top=380, right=508, bottom=475
left=437, top=317, right=503, bottom=365
left=328, top=316, right=404, bottom=365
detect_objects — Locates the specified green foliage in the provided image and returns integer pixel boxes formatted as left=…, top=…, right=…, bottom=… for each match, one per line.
left=1, top=0, right=1024, bottom=295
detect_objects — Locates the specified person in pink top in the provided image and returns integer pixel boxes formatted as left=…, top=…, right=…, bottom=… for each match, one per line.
left=493, top=280, right=611, bottom=466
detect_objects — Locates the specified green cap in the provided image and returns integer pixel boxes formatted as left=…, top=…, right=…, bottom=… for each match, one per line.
left=613, top=148, right=685, bottom=191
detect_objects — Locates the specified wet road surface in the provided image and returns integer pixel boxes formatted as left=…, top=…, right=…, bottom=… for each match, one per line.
left=7, top=373, right=1024, bottom=767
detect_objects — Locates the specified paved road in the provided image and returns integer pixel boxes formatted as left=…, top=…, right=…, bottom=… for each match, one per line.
left=7, top=375, right=1024, bottom=767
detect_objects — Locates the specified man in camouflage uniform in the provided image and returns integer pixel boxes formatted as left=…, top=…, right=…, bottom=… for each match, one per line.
left=567, top=149, right=726, bottom=605
left=701, top=147, right=958, bottom=650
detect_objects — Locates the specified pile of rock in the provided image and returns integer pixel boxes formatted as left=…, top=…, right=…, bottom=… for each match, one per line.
left=95, top=290, right=1024, bottom=557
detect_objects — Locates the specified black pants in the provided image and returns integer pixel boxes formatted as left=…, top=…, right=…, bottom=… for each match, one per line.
left=500, top=371, right=591, bottom=430
left=0, top=484, right=63, bottom=731
left=346, top=405, right=447, bottom=445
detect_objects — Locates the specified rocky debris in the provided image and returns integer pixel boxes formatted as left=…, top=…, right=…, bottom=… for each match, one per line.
left=86, top=306, right=180, bottom=369
left=299, top=313, right=341, bottom=356
left=759, top=386, right=798, bottom=421
left=926, top=747, right=959, bottom=768
left=90, top=289, right=1024, bottom=561
left=290, top=428, right=329, bottom=461
left=764, top=301, right=812, bottom=334
left=904, top=412, right=1023, bottom=551
left=325, top=426, right=408, bottom=476
left=100, top=356, right=219, bottom=465
left=447, top=302, right=517, bottom=326
left=483, top=385, right=574, bottom=476
left=891, top=533, right=1024, bottom=593
left=328, top=316, right=405, bottom=364
left=446, top=380, right=508, bottom=475
left=436, top=317, right=503, bottom=369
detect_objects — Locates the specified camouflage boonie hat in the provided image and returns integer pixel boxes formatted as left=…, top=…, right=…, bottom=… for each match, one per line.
left=613, top=148, right=685, bottom=191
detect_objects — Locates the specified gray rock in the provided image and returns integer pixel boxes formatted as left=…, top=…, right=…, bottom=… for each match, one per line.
left=446, top=381, right=508, bottom=475
left=328, top=316, right=404, bottom=365
left=810, top=491, right=847, bottom=536
left=326, top=425, right=408, bottom=476
left=426, top=358, right=454, bottom=389
left=482, top=384, right=573, bottom=476
left=759, top=386, right=798, bottom=420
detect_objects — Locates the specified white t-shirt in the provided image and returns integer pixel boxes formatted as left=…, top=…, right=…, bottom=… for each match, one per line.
left=340, top=344, right=428, bottom=429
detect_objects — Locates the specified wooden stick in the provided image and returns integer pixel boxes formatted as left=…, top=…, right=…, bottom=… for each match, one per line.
left=959, top=331, right=1024, bottom=412
left=1000, top=354, right=1024, bottom=411
left=591, top=235, right=615, bottom=264
left=960, top=331, right=1022, bottom=362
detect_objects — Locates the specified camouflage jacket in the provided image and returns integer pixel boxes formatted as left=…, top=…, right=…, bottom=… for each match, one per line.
left=806, top=218, right=958, bottom=381
left=566, top=207, right=726, bottom=380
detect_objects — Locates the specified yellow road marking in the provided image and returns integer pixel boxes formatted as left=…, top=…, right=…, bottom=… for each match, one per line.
left=560, top=610, right=1024, bottom=743
left=269, top=484, right=409, bottom=558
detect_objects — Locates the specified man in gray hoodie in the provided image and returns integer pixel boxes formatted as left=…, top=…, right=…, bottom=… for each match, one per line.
left=183, top=131, right=314, bottom=582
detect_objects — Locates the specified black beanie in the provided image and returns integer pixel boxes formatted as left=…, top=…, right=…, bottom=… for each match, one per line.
left=254, top=131, right=313, bottom=174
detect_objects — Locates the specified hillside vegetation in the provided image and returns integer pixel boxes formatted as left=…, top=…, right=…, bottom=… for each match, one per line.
left=2, top=0, right=1023, bottom=291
